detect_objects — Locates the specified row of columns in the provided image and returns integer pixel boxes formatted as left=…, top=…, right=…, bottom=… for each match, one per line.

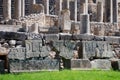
left=105, top=0, right=118, bottom=23
left=3, top=0, right=25, bottom=20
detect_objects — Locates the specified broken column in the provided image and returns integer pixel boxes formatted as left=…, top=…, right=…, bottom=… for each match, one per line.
left=3, top=0, right=11, bottom=21
left=97, top=2, right=103, bottom=22
left=21, top=0, right=25, bottom=17
left=14, top=0, right=21, bottom=19
left=80, top=0, right=90, bottom=34
left=80, top=14, right=90, bottom=34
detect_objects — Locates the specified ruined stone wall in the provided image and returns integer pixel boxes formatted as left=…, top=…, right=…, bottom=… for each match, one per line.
left=90, top=22, right=117, bottom=36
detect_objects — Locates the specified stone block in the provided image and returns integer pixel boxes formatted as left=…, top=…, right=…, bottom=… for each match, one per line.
left=53, top=40, right=78, bottom=59
left=81, top=41, right=113, bottom=59
left=25, top=40, right=50, bottom=59
left=44, top=34, right=59, bottom=41
left=72, top=34, right=94, bottom=40
left=0, top=32, right=27, bottom=40
left=9, top=60, right=59, bottom=72
left=105, top=36, right=120, bottom=44
left=91, top=59, right=111, bottom=70
left=111, top=59, right=120, bottom=70
left=26, top=33, right=43, bottom=40
left=0, top=60, right=5, bottom=73
left=59, top=33, right=72, bottom=40
left=70, top=59, right=91, bottom=70
left=8, top=48, right=26, bottom=60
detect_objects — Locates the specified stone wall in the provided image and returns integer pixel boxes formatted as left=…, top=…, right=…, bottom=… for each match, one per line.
left=90, top=22, right=117, bottom=36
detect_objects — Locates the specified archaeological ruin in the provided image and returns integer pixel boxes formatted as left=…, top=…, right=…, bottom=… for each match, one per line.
left=0, top=0, right=120, bottom=73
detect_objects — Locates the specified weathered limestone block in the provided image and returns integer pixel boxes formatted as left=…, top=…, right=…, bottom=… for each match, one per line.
left=53, top=40, right=78, bottom=59
left=111, top=59, right=120, bottom=70
left=0, top=32, right=27, bottom=40
left=72, top=34, right=94, bottom=40
left=29, top=23, right=39, bottom=34
left=60, top=9, right=71, bottom=33
left=0, top=60, right=4, bottom=73
left=44, top=34, right=59, bottom=41
left=88, top=3, right=97, bottom=21
left=26, top=33, right=43, bottom=40
left=80, top=41, right=113, bottom=59
left=25, top=40, right=51, bottom=58
left=8, top=48, right=26, bottom=60
left=59, top=33, right=72, bottom=40
left=70, top=59, right=91, bottom=70
left=70, top=22, right=80, bottom=35
left=91, top=59, right=111, bottom=70
left=9, top=60, right=59, bottom=72
left=105, top=36, right=120, bottom=44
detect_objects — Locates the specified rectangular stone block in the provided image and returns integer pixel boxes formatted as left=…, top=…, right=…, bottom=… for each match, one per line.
left=91, top=59, right=111, bottom=70
left=9, top=60, right=59, bottom=72
left=25, top=40, right=53, bottom=59
left=81, top=41, right=113, bottom=59
left=53, top=40, right=78, bottom=59
left=105, top=36, right=120, bottom=44
left=70, top=59, right=91, bottom=70
left=26, top=33, right=43, bottom=40
left=72, top=34, right=94, bottom=40
left=44, top=34, right=59, bottom=41
left=8, top=48, right=26, bottom=60
left=0, top=60, right=5, bottom=74
left=0, top=32, right=27, bottom=40
left=59, top=34, right=72, bottom=40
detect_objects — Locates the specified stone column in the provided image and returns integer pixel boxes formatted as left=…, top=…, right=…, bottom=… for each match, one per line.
left=110, top=0, right=113, bottom=23
left=21, top=0, right=25, bottom=17
left=44, top=0, right=49, bottom=15
left=97, top=2, right=103, bottom=22
left=67, top=0, right=69, bottom=9
left=3, top=0, right=11, bottom=20
left=62, top=0, right=69, bottom=9
left=80, top=14, right=90, bottom=34
left=69, top=0, right=75, bottom=20
left=55, top=0, right=62, bottom=15
left=31, top=0, right=36, bottom=4
left=85, top=0, right=88, bottom=14
left=14, top=0, right=21, bottom=19
left=113, top=0, right=118, bottom=23
left=75, top=0, right=77, bottom=22
left=88, top=0, right=93, bottom=3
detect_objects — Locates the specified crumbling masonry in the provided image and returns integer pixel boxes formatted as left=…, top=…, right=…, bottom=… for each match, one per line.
left=0, top=0, right=120, bottom=73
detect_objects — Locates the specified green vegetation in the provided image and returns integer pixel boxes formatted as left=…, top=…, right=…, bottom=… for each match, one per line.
left=0, top=70, right=120, bottom=80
